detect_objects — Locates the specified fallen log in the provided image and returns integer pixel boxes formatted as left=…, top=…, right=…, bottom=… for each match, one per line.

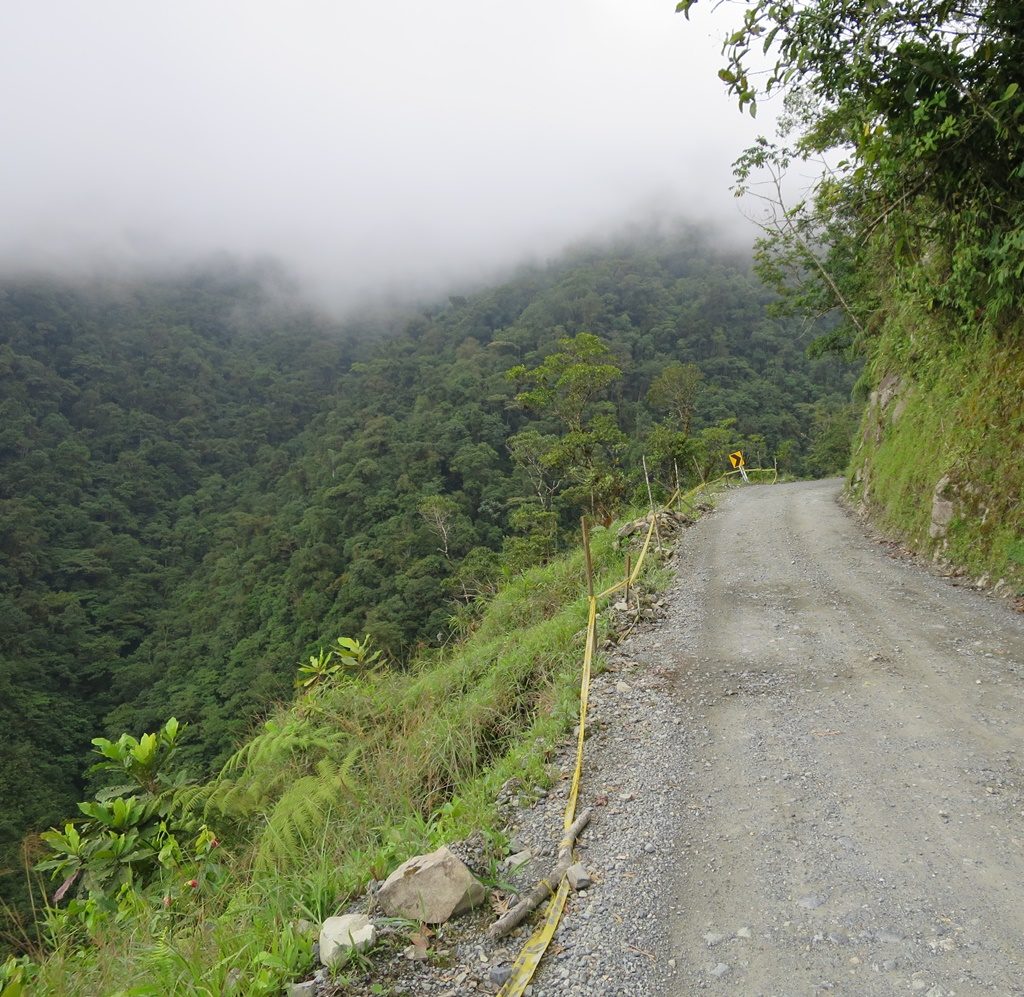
left=487, top=807, right=592, bottom=940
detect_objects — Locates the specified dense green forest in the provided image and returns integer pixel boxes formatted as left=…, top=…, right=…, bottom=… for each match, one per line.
left=0, top=228, right=857, bottom=937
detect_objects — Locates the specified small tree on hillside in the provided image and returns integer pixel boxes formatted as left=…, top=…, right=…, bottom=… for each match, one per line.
left=647, top=362, right=703, bottom=435
left=418, top=495, right=462, bottom=560
left=507, top=333, right=622, bottom=434
left=506, top=333, right=626, bottom=524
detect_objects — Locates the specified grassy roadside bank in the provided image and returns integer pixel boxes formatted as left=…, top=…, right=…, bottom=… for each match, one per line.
left=849, top=306, right=1024, bottom=597
left=8, top=508, right=688, bottom=996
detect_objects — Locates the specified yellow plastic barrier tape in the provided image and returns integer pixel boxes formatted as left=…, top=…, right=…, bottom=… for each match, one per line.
left=497, top=469, right=774, bottom=996
left=562, top=596, right=595, bottom=829
left=597, top=490, right=669, bottom=601
left=496, top=597, right=595, bottom=997
left=597, top=517, right=653, bottom=600
left=498, top=499, right=666, bottom=996
left=495, top=878, right=571, bottom=997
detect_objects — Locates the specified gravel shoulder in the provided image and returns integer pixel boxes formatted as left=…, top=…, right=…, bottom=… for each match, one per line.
left=518, top=479, right=1024, bottom=997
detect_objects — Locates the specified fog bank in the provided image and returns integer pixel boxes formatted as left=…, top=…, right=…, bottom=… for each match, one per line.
left=0, top=1, right=765, bottom=309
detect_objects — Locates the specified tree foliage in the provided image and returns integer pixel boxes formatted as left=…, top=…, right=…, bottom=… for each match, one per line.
left=36, top=719, right=221, bottom=904
left=508, top=333, right=627, bottom=524
left=680, top=0, right=1024, bottom=332
left=507, top=332, right=622, bottom=433
left=647, top=361, right=703, bottom=434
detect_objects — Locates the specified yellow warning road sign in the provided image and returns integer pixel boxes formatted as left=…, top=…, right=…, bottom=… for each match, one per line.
left=729, top=450, right=745, bottom=468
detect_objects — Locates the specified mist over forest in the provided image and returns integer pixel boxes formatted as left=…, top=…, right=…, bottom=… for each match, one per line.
left=0, top=1, right=766, bottom=310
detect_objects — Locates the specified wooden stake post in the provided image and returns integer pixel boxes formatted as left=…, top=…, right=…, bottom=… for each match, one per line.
left=580, top=516, right=594, bottom=599
left=642, top=455, right=664, bottom=552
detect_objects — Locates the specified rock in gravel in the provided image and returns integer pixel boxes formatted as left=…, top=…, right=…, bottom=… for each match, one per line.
left=566, top=863, right=592, bottom=891
left=875, top=928, right=903, bottom=943
left=286, top=983, right=317, bottom=997
left=489, top=965, right=514, bottom=985
left=709, top=962, right=731, bottom=978
left=797, top=893, right=826, bottom=909
left=704, top=932, right=726, bottom=947
left=376, top=847, right=486, bottom=923
left=615, top=680, right=632, bottom=693
left=735, top=927, right=752, bottom=939
left=503, top=849, right=533, bottom=870
left=319, top=914, right=377, bottom=965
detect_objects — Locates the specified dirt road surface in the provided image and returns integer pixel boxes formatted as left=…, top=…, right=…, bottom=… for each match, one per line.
left=525, top=478, right=1024, bottom=997
left=659, top=478, right=1024, bottom=995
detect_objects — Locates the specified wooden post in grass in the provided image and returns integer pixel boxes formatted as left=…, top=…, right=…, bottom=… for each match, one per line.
left=642, top=455, right=663, bottom=552
left=692, top=456, right=708, bottom=499
left=581, top=516, right=594, bottom=599
left=624, top=553, right=631, bottom=607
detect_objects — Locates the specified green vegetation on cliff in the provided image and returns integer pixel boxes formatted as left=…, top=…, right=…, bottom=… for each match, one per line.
left=7, top=496, right=672, bottom=995
left=850, top=303, right=1024, bottom=588
left=684, top=0, right=1024, bottom=593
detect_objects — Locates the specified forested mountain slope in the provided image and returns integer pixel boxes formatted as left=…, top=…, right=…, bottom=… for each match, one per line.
left=0, top=229, right=857, bottom=925
left=0, top=268, right=360, bottom=920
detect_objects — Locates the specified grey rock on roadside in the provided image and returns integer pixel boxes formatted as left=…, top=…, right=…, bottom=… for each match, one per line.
left=376, top=846, right=486, bottom=924
left=504, top=849, right=533, bottom=871
left=319, top=913, right=376, bottom=966
left=566, top=863, right=592, bottom=890
left=489, top=964, right=514, bottom=985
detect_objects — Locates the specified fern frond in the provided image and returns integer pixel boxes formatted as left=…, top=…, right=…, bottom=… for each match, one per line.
left=253, top=744, right=366, bottom=871
left=172, top=783, right=214, bottom=818
left=204, top=714, right=354, bottom=826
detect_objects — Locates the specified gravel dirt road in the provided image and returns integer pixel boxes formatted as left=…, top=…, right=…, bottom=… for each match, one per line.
left=521, top=478, right=1024, bottom=997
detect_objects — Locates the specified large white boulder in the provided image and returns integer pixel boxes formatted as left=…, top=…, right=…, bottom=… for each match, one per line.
left=376, top=845, right=487, bottom=924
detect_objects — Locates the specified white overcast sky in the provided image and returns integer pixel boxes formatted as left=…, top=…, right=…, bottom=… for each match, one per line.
left=0, top=1, right=766, bottom=307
